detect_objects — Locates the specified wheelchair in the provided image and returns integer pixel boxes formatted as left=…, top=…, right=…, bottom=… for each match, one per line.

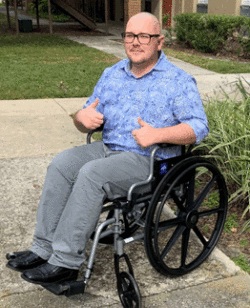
left=6, top=126, right=228, bottom=308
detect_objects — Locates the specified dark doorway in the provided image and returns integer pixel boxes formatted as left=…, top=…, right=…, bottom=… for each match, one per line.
left=145, top=0, right=151, bottom=12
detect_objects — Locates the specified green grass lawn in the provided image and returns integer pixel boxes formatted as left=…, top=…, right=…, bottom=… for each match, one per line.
left=0, top=32, right=119, bottom=100
left=163, top=47, right=250, bottom=74
left=1, top=7, right=250, bottom=100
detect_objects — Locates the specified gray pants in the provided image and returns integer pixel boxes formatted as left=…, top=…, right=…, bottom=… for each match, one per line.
left=30, top=141, right=150, bottom=269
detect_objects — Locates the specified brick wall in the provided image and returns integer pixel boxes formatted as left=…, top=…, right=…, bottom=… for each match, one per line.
left=124, top=0, right=142, bottom=25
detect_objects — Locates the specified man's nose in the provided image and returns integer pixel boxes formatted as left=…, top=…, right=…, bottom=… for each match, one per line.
left=133, top=36, right=140, bottom=45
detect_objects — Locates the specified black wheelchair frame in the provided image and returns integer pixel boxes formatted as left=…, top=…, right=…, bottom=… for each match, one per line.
left=7, top=127, right=228, bottom=308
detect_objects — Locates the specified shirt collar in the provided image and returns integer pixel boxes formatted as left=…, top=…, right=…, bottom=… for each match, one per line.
left=122, top=50, right=169, bottom=76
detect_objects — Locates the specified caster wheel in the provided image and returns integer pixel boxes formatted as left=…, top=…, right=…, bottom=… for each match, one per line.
left=117, top=271, right=141, bottom=308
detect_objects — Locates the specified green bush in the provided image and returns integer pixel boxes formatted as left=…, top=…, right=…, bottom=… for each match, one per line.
left=238, top=18, right=250, bottom=55
left=162, top=13, right=170, bottom=27
left=194, top=79, right=250, bottom=230
left=173, top=13, right=248, bottom=53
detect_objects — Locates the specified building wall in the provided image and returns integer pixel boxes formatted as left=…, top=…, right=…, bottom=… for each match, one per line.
left=208, top=0, right=239, bottom=16
left=124, top=0, right=141, bottom=24
left=162, top=0, right=172, bottom=27
left=152, top=0, right=162, bottom=26
left=124, top=0, right=162, bottom=26
left=173, top=0, right=182, bottom=16
left=184, top=0, right=194, bottom=13
left=170, top=0, right=241, bottom=26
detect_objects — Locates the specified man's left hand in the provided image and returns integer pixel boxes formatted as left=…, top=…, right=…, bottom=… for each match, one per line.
left=132, top=117, right=158, bottom=148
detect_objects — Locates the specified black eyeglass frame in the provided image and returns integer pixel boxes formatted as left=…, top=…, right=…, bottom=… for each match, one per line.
left=121, top=32, right=160, bottom=45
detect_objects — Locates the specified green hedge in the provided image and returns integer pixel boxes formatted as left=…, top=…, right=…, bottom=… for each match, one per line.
left=173, top=13, right=250, bottom=54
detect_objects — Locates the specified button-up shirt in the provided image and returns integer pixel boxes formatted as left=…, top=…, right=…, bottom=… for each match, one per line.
left=83, top=51, right=209, bottom=160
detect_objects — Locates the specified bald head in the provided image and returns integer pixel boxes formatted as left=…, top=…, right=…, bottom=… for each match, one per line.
left=126, top=12, right=161, bottom=35
left=124, top=12, right=164, bottom=75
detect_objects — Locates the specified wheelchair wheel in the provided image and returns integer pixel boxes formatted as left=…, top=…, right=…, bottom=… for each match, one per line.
left=117, top=271, right=141, bottom=308
left=144, top=157, right=228, bottom=276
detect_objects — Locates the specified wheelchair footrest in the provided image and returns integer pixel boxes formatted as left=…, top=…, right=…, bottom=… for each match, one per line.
left=42, top=280, right=86, bottom=297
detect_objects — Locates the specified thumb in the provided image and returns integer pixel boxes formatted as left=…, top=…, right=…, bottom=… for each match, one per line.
left=90, top=98, right=99, bottom=109
left=138, top=116, right=147, bottom=127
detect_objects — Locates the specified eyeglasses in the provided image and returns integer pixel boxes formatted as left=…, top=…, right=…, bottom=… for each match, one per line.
left=121, top=32, right=160, bottom=45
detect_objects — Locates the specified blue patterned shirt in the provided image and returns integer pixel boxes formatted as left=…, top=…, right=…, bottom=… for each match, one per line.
left=83, top=51, right=209, bottom=160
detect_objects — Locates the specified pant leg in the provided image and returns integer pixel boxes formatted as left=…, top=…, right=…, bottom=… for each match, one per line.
left=30, top=141, right=106, bottom=260
left=48, top=149, right=151, bottom=269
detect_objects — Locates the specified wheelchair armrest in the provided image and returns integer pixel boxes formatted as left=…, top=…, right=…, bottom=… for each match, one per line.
left=127, top=143, right=194, bottom=202
left=87, top=124, right=104, bottom=144
left=157, top=143, right=194, bottom=155
left=127, top=145, right=161, bottom=202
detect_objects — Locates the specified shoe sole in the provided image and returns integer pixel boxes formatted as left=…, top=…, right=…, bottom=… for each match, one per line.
left=21, top=271, right=78, bottom=286
left=6, top=263, right=25, bottom=273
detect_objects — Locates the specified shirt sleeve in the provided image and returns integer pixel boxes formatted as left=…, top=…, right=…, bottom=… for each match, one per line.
left=172, top=76, right=209, bottom=144
left=82, top=67, right=112, bottom=115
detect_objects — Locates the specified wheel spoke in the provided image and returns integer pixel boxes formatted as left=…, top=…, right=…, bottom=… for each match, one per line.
left=171, top=189, right=187, bottom=212
left=193, top=175, right=217, bottom=211
left=123, top=290, right=134, bottom=302
left=181, top=228, right=190, bottom=267
left=186, top=170, right=196, bottom=209
left=198, top=207, right=223, bottom=218
left=118, top=272, right=141, bottom=307
left=157, top=217, right=184, bottom=232
left=193, top=226, right=208, bottom=247
left=145, top=159, right=228, bottom=277
left=160, top=225, right=186, bottom=259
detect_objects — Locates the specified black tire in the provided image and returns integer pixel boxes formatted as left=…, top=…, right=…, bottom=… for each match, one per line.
left=117, top=271, right=141, bottom=308
left=144, top=157, right=228, bottom=276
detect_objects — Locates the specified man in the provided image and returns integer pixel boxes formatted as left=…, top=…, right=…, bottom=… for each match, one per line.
left=7, top=12, right=209, bottom=285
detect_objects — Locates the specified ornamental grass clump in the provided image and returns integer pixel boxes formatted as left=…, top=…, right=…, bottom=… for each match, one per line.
left=195, top=78, right=250, bottom=230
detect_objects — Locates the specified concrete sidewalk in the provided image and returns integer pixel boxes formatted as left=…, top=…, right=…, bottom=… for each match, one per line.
left=1, top=21, right=250, bottom=308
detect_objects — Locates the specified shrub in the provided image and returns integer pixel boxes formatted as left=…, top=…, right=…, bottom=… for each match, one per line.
left=173, top=13, right=248, bottom=54
left=163, top=13, right=175, bottom=45
left=194, top=79, right=250, bottom=230
left=162, top=13, right=170, bottom=28
left=238, top=18, right=250, bottom=56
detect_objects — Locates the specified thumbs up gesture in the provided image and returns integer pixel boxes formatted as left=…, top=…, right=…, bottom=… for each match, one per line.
left=132, top=117, right=157, bottom=148
left=80, top=98, right=104, bottom=130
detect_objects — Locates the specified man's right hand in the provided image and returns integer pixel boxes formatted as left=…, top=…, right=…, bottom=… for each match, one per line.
left=77, top=98, right=104, bottom=130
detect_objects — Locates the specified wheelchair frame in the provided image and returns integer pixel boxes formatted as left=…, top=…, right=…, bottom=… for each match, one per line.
left=7, top=127, right=228, bottom=308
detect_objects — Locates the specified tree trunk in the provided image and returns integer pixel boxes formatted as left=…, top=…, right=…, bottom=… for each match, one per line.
left=13, top=0, right=19, bottom=35
left=5, top=0, right=11, bottom=29
left=48, top=0, right=53, bottom=34
left=105, top=0, right=108, bottom=33
left=36, top=0, right=40, bottom=30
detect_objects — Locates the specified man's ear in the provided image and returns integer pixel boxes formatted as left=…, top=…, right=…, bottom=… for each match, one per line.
left=157, top=35, right=165, bottom=49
